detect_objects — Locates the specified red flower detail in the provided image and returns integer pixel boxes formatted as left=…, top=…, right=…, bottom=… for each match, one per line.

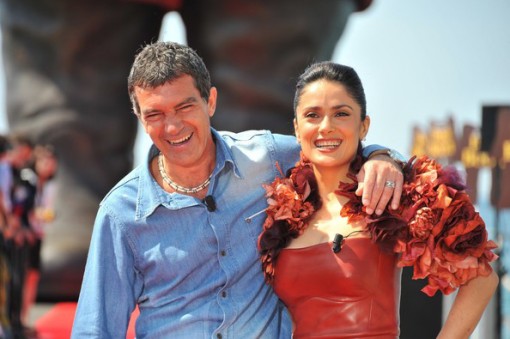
left=259, top=154, right=321, bottom=283
left=261, top=154, right=498, bottom=294
left=409, top=207, right=435, bottom=239
left=337, top=155, right=498, bottom=296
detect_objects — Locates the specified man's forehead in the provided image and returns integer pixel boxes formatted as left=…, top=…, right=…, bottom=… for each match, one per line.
left=135, top=75, right=197, bottom=93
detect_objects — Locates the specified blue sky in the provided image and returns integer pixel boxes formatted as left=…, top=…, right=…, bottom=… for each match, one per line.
left=1, top=0, right=510, bottom=163
left=334, top=0, right=510, bottom=156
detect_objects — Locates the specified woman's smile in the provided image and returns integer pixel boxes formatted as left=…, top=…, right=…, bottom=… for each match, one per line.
left=314, top=138, right=342, bottom=151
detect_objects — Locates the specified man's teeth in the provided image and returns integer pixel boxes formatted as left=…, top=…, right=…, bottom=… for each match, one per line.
left=315, top=140, right=341, bottom=148
left=169, top=134, right=192, bottom=145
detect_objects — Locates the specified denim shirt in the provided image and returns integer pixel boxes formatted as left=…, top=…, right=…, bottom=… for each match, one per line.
left=72, top=129, right=299, bottom=339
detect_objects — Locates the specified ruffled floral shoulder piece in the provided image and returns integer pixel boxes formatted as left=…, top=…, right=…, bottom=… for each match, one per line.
left=336, top=155, right=498, bottom=296
left=258, top=155, right=321, bottom=282
left=261, top=156, right=319, bottom=238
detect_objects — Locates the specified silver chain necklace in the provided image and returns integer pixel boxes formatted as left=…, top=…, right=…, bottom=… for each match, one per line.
left=158, top=153, right=212, bottom=194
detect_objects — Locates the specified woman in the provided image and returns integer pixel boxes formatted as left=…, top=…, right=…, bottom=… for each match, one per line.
left=258, top=62, right=498, bottom=338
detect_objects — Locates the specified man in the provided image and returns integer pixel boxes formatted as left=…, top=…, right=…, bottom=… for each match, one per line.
left=72, top=41, right=403, bottom=338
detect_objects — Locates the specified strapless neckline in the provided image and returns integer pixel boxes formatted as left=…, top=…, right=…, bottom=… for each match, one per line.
left=281, top=236, right=372, bottom=252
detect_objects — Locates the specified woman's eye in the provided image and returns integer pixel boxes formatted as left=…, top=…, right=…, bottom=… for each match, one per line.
left=335, top=111, right=349, bottom=117
left=304, top=112, right=318, bottom=118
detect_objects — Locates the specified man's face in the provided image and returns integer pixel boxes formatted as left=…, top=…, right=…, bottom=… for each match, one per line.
left=135, top=75, right=217, bottom=171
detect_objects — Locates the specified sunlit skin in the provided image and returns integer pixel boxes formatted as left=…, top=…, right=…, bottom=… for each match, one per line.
left=294, top=79, right=370, bottom=181
left=289, top=79, right=370, bottom=249
left=135, top=75, right=217, bottom=196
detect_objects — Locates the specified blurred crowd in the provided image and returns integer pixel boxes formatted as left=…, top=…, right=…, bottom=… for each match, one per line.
left=0, top=133, right=58, bottom=338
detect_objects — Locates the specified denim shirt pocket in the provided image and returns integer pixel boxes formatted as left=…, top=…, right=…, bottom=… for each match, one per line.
left=244, top=207, right=268, bottom=245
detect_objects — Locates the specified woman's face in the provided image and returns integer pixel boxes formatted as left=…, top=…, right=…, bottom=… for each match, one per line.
left=294, top=79, right=370, bottom=170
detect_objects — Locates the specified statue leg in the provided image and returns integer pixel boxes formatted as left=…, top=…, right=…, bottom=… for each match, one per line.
left=0, top=0, right=166, bottom=300
left=180, top=0, right=356, bottom=135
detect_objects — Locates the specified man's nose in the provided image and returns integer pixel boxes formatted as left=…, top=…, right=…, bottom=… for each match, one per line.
left=164, top=114, right=183, bottom=134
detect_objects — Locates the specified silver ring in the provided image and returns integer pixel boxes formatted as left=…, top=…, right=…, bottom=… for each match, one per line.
left=384, top=180, right=396, bottom=188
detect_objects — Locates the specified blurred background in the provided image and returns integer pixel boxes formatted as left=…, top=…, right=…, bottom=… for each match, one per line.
left=1, top=0, right=509, bottom=338
left=132, top=0, right=510, bottom=165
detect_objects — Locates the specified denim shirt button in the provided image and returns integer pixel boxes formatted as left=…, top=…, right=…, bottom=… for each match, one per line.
left=221, top=291, right=227, bottom=298
left=220, top=250, right=226, bottom=256
left=216, top=333, right=223, bottom=339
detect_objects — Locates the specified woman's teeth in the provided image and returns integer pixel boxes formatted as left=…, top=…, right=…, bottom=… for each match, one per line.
left=315, top=140, right=341, bottom=148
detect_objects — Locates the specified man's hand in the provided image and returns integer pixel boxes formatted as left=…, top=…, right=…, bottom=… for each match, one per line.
left=356, top=154, right=404, bottom=215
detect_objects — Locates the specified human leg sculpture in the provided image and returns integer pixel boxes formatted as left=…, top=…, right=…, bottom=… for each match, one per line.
left=180, top=0, right=357, bottom=135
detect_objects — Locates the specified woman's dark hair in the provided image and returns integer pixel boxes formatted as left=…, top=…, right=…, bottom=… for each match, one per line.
left=293, top=61, right=367, bottom=120
left=127, top=41, right=211, bottom=116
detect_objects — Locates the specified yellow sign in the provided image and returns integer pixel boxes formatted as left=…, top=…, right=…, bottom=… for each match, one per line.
left=501, top=139, right=510, bottom=166
left=411, top=129, right=428, bottom=157
left=427, top=126, right=456, bottom=159
left=460, top=133, right=495, bottom=168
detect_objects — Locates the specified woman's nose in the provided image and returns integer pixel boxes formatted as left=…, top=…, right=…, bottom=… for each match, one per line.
left=319, top=116, right=333, bottom=133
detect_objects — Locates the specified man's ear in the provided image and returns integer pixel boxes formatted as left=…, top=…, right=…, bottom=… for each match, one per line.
left=208, top=87, right=217, bottom=117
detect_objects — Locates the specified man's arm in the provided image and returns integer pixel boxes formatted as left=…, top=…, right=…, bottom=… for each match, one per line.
left=271, top=135, right=406, bottom=216
left=72, top=205, right=137, bottom=338
left=360, top=145, right=407, bottom=215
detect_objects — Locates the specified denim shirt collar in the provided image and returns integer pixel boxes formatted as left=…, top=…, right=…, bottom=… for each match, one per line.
left=135, top=128, right=240, bottom=220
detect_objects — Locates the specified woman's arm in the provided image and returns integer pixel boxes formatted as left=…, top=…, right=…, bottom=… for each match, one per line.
left=437, top=270, right=499, bottom=339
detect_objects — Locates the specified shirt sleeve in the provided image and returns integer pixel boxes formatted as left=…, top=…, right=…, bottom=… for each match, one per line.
left=269, top=133, right=301, bottom=172
left=71, top=203, right=139, bottom=338
left=362, top=144, right=407, bottom=163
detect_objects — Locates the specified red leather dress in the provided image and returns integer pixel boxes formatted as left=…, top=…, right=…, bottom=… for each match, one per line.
left=273, top=237, right=401, bottom=338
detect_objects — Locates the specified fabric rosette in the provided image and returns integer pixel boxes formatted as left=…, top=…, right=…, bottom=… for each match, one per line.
left=337, top=156, right=498, bottom=296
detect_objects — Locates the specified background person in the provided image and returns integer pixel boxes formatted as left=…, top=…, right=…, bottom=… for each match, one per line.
left=0, top=134, right=11, bottom=337
left=22, top=145, right=58, bottom=327
left=2, top=134, right=37, bottom=338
